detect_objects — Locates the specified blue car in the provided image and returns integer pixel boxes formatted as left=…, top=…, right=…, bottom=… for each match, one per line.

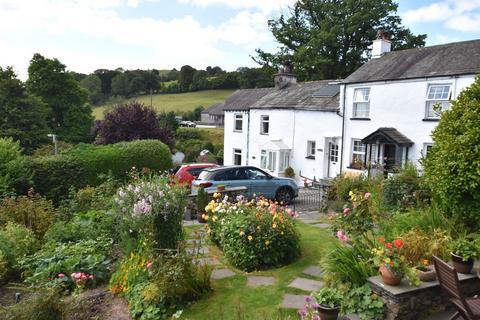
left=191, top=166, right=299, bottom=204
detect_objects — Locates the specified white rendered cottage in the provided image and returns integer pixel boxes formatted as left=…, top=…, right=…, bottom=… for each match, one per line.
left=340, top=36, right=480, bottom=175
left=224, top=68, right=343, bottom=184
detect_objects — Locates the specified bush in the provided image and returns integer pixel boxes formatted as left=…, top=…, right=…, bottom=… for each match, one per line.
left=284, top=166, right=295, bottom=178
left=44, top=210, right=115, bottom=244
left=423, top=75, right=480, bottom=229
left=115, top=175, right=188, bottom=251
left=176, top=127, right=202, bottom=141
left=205, top=195, right=300, bottom=271
left=20, top=237, right=113, bottom=288
left=30, top=140, right=173, bottom=202
left=0, top=137, right=32, bottom=196
left=400, top=228, right=451, bottom=265
left=0, top=288, right=65, bottom=320
left=341, top=284, right=384, bottom=320
left=0, top=190, right=55, bottom=238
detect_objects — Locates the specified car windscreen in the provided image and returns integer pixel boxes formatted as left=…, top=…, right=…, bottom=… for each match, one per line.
left=196, top=170, right=216, bottom=181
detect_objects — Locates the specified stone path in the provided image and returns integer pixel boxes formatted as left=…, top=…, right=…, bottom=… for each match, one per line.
left=281, top=294, right=308, bottom=309
left=186, top=246, right=210, bottom=255
left=302, top=266, right=322, bottom=277
left=288, top=277, right=323, bottom=292
left=312, top=223, right=330, bottom=229
left=296, top=210, right=325, bottom=224
left=246, top=276, right=276, bottom=287
left=211, top=268, right=236, bottom=280
left=194, top=257, right=220, bottom=266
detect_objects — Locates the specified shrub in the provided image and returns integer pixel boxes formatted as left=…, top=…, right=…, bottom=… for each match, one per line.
left=423, top=75, right=480, bottom=229
left=400, top=228, right=451, bottom=265
left=284, top=166, right=295, bottom=178
left=0, top=137, right=32, bottom=196
left=0, top=190, right=55, bottom=238
left=176, top=139, right=204, bottom=162
left=0, top=288, right=65, bottom=320
left=30, top=139, right=173, bottom=202
left=96, top=102, right=175, bottom=149
left=327, top=174, right=372, bottom=203
left=44, top=210, right=115, bottom=244
left=20, top=237, right=113, bottom=288
left=115, top=175, right=188, bottom=250
left=205, top=195, right=300, bottom=271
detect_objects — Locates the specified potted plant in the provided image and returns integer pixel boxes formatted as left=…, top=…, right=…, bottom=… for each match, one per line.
left=216, top=184, right=225, bottom=191
left=196, top=187, right=208, bottom=223
left=373, top=238, right=406, bottom=286
left=312, top=287, right=342, bottom=320
left=450, top=236, right=480, bottom=274
left=416, top=259, right=436, bottom=282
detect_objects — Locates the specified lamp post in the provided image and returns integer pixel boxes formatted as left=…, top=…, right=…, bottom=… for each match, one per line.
left=47, top=134, right=58, bottom=155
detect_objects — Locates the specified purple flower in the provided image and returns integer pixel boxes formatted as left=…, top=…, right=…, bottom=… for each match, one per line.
left=305, top=296, right=312, bottom=303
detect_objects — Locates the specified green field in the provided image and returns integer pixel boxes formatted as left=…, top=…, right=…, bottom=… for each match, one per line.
left=92, top=89, right=235, bottom=119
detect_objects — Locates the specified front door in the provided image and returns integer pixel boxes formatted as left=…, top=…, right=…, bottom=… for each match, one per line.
left=327, top=142, right=340, bottom=178
left=383, top=144, right=396, bottom=172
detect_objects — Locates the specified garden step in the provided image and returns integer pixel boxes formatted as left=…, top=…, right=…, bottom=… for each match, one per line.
left=311, top=223, right=330, bottom=229
left=186, top=246, right=209, bottom=255
left=194, top=257, right=220, bottom=266
left=287, top=277, right=323, bottom=292
left=211, top=268, right=236, bottom=280
left=246, top=276, right=276, bottom=287
left=302, top=266, right=322, bottom=278
left=281, top=294, right=308, bottom=309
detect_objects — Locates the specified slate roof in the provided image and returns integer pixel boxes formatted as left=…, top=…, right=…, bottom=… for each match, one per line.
left=362, top=127, right=414, bottom=146
left=202, top=102, right=225, bottom=116
left=222, top=88, right=274, bottom=111
left=344, top=39, right=480, bottom=84
left=249, top=80, right=340, bottom=111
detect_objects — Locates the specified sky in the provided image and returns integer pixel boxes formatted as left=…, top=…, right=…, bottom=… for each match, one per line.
left=1, top=0, right=480, bottom=80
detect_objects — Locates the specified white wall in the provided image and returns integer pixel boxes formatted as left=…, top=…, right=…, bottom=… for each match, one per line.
left=223, top=110, right=249, bottom=165
left=341, top=75, right=476, bottom=172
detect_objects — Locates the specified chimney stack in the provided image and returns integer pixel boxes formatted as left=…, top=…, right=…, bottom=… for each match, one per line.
left=371, top=29, right=391, bottom=59
left=274, top=61, right=297, bottom=89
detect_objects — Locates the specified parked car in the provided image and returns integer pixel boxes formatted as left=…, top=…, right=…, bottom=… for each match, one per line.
left=180, top=120, right=196, bottom=127
left=175, top=163, right=219, bottom=186
left=191, top=166, right=299, bottom=204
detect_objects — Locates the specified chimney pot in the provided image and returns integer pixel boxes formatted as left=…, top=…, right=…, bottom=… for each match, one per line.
left=372, top=28, right=391, bottom=59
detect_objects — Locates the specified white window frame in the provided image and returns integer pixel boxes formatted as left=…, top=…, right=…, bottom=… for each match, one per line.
left=234, top=113, right=243, bottom=132
left=423, top=143, right=434, bottom=157
left=267, top=150, right=277, bottom=172
left=352, top=88, right=371, bottom=118
left=260, top=115, right=269, bottom=134
left=329, top=143, right=339, bottom=163
left=279, top=150, right=290, bottom=171
left=351, top=139, right=366, bottom=168
left=307, top=140, right=316, bottom=158
left=233, top=148, right=242, bottom=165
left=425, top=84, right=451, bottom=119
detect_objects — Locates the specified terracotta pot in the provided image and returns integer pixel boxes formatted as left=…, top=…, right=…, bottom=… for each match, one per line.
left=217, top=185, right=225, bottom=191
left=379, top=265, right=402, bottom=286
left=317, top=305, right=340, bottom=320
left=417, top=266, right=436, bottom=282
left=451, top=252, right=474, bottom=274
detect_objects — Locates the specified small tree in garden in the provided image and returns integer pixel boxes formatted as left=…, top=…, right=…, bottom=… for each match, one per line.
left=96, top=102, right=174, bottom=149
left=423, top=75, right=480, bottom=229
left=0, top=138, right=32, bottom=196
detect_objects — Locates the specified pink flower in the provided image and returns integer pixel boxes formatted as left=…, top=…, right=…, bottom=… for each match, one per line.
left=146, top=261, right=153, bottom=269
left=343, top=207, right=351, bottom=215
left=364, top=192, right=371, bottom=199
left=89, top=274, right=95, bottom=279
left=58, top=273, right=65, bottom=278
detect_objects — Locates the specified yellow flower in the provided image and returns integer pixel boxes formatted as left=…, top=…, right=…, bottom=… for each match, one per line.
left=272, top=223, right=277, bottom=229
left=349, top=190, right=354, bottom=196
left=240, top=230, right=245, bottom=236
left=248, top=235, right=253, bottom=241
left=213, top=192, right=221, bottom=198
left=384, top=257, right=391, bottom=264
left=257, top=226, right=260, bottom=230
left=202, top=214, right=209, bottom=221
left=212, top=215, right=218, bottom=222
left=281, top=231, right=284, bottom=235
left=265, top=240, right=270, bottom=246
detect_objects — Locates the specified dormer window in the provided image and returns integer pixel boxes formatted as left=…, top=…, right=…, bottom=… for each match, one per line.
left=353, top=88, right=370, bottom=118
left=425, top=84, right=451, bottom=119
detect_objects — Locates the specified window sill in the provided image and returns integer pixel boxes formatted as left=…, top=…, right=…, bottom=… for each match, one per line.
left=260, top=132, right=269, bottom=135
left=350, top=117, right=371, bottom=121
left=347, top=166, right=364, bottom=171
left=305, top=156, right=316, bottom=160
left=422, top=118, right=439, bottom=122
left=233, top=130, right=243, bottom=133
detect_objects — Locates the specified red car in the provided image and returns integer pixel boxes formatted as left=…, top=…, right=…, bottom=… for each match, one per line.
left=175, top=163, right=219, bottom=187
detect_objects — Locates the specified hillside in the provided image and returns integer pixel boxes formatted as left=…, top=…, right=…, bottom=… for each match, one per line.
left=92, top=89, right=235, bottom=119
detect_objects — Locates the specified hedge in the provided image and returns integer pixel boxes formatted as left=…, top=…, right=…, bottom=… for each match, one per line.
left=30, top=140, right=172, bottom=201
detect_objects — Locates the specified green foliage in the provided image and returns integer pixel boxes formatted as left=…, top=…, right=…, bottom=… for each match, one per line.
left=196, top=188, right=208, bottom=214
left=115, top=175, right=188, bottom=250
left=31, top=141, right=72, bottom=157
left=0, top=137, right=32, bottom=196
left=284, top=166, right=295, bottom=178
left=0, top=191, right=55, bottom=238
left=0, top=288, right=65, bottom=320
left=312, top=287, right=342, bottom=308
left=424, top=75, right=480, bottom=229
left=327, top=174, right=372, bottom=203
left=331, top=191, right=377, bottom=237
left=20, top=237, right=112, bottom=286
left=206, top=196, right=300, bottom=272
left=450, top=235, right=480, bottom=261
left=79, top=73, right=104, bottom=105
left=44, top=210, right=115, bottom=244
left=0, top=66, right=49, bottom=153
left=254, top=0, right=426, bottom=80
left=30, top=139, right=172, bottom=201
left=400, top=228, right=451, bottom=264
left=341, top=284, right=384, bottom=320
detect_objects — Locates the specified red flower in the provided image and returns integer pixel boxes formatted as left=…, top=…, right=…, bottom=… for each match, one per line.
left=386, top=242, right=393, bottom=249
left=393, top=239, right=404, bottom=249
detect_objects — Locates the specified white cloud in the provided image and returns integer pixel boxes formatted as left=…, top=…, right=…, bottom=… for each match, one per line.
left=403, top=0, right=480, bottom=32
left=0, top=0, right=275, bottom=79
left=177, top=0, right=295, bottom=14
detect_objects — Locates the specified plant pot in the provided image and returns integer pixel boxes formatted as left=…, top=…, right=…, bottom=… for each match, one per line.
left=451, top=252, right=474, bottom=274
left=417, top=266, right=436, bottom=282
left=197, top=212, right=207, bottom=223
left=317, top=305, right=340, bottom=320
left=216, top=185, right=225, bottom=191
left=379, top=265, right=402, bottom=286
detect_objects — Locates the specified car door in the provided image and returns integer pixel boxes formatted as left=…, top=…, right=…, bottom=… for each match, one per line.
left=245, top=167, right=273, bottom=198
left=225, top=168, right=252, bottom=196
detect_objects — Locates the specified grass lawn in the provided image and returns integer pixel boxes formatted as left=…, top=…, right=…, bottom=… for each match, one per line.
left=92, top=89, right=235, bottom=119
left=182, top=222, right=335, bottom=320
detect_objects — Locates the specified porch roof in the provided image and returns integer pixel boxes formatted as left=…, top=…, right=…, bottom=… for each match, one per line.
left=361, top=127, right=414, bottom=146
left=261, top=139, right=291, bottom=150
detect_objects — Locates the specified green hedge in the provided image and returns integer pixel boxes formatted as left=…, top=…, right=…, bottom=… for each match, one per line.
left=30, top=140, right=172, bottom=201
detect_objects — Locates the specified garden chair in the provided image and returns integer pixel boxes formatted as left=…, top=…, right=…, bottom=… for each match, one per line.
left=433, top=255, right=480, bottom=320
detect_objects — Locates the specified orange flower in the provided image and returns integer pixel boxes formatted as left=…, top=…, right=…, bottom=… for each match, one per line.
left=390, top=261, right=394, bottom=267
left=378, top=236, right=385, bottom=244
left=393, top=239, right=404, bottom=249
left=386, top=242, right=393, bottom=249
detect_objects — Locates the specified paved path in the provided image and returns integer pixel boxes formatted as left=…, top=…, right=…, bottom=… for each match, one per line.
left=246, top=276, right=276, bottom=287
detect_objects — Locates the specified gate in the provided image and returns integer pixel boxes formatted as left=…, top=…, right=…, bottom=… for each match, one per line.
left=292, top=181, right=329, bottom=213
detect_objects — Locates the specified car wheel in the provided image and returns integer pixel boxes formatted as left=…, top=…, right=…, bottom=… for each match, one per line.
left=276, top=187, right=294, bottom=205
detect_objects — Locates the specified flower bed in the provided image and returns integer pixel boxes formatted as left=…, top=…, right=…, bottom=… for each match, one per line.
left=204, top=194, right=300, bottom=272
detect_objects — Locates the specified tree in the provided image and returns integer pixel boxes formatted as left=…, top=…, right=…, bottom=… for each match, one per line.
left=254, top=0, right=426, bottom=80
left=111, top=73, right=130, bottom=97
left=179, top=65, right=197, bottom=91
left=94, top=69, right=119, bottom=96
left=0, top=137, right=32, bottom=196
left=80, top=74, right=104, bottom=105
left=423, top=76, right=480, bottom=229
left=237, top=66, right=275, bottom=88
left=26, top=53, right=93, bottom=143
left=96, top=102, right=174, bottom=149
left=0, top=67, right=49, bottom=153
left=128, top=75, right=145, bottom=96
left=158, top=111, right=179, bottom=132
